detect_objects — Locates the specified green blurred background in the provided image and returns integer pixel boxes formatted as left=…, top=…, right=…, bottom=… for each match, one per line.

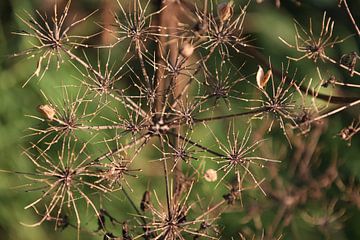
left=0, top=0, right=359, bottom=239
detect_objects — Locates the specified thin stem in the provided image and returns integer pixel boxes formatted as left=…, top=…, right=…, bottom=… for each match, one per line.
left=340, top=0, right=360, bottom=36
left=121, top=188, right=147, bottom=225
left=191, top=107, right=269, bottom=124
left=307, top=98, right=360, bottom=124
left=160, top=137, right=172, bottom=218
left=167, top=131, right=224, bottom=158
left=323, top=55, right=360, bottom=77
left=136, top=40, right=151, bottom=89
left=96, top=133, right=152, bottom=161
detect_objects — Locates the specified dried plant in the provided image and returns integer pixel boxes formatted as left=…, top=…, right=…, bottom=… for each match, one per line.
left=5, top=0, right=360, bottom=239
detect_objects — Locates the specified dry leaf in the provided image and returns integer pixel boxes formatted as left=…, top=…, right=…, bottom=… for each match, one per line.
left=217, top=1, right=234, bottom=22
left=37, top=104, right=56, bottom=120
left=256, top=65, right=272, bottom=89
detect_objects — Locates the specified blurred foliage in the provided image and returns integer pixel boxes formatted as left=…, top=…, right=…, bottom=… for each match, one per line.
left=0, top=0, right=359, bottom=239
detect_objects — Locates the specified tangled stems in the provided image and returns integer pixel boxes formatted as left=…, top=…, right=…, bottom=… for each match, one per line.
left=9, top=0, right=360, bottom=239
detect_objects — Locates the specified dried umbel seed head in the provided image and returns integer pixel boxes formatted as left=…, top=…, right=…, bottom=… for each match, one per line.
left=256, top=65, right=272, bottom=89
left=340, top=51, right=359, bottom=67
left=204, top=169, right=218, bottom=182
left=37, top=104, right=56, bottom=120
left=180, top=42, right=195, bottom=58
left=217, top=1, right=234, bottom=22
left=340, top=51, right=359, bottom=76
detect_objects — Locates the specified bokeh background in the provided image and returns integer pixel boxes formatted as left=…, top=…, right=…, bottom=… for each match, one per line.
left=0, top=0, right=359, bottom=239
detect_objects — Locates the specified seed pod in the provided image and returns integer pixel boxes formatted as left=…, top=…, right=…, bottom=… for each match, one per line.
left=37, top=104, right=56, bottom=120
left=180, top=42, right=194, bottom=58
left=217, top=1, right=234, bottom=22
left=204, top=169, right=217, bottom=182
left=140, top=191, right=151, bottom=211
left=256, top=65, right=272, bottom=89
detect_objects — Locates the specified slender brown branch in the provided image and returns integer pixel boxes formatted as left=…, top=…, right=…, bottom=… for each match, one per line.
left=191, top=107, right=270, bottom=124
left=340, top=0, right=360, bottom=36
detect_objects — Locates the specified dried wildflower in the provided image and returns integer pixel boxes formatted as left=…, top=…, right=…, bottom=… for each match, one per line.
left=210, top=124, right=278, bottom=193
left=201, top=62, right=247, bottom=109
left=106, top=0, right=165, bottom=53
left=199, top=1, right=253, bottom=60
left=13, top=0, right=97, bottom=86
left=13, top=0, right=360, bottom=239
left=22, top=139, right=106, bottom=234
left=255, top=62, right=304, bottom=144
left=27, top=88, right=93, bottom=152
left=73, top=49, right=130, bottom=102
left=279, top=12, right=347, bottom=63
left=204, top=169, right=218, bottom=182
left=167, top=97, right=199, bottom=127
left=168, top=133, right=201, bottom=168
left=142, top=183, right=216, bottom=239
left=93, top=153, right=140, bottom=191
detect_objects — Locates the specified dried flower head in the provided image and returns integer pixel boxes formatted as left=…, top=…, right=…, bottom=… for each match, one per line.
left=13, top=0, right=97, bottom=86
left=22, top=139, right=106, bottom=235
left=279, top=12, right=347, bottom=63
